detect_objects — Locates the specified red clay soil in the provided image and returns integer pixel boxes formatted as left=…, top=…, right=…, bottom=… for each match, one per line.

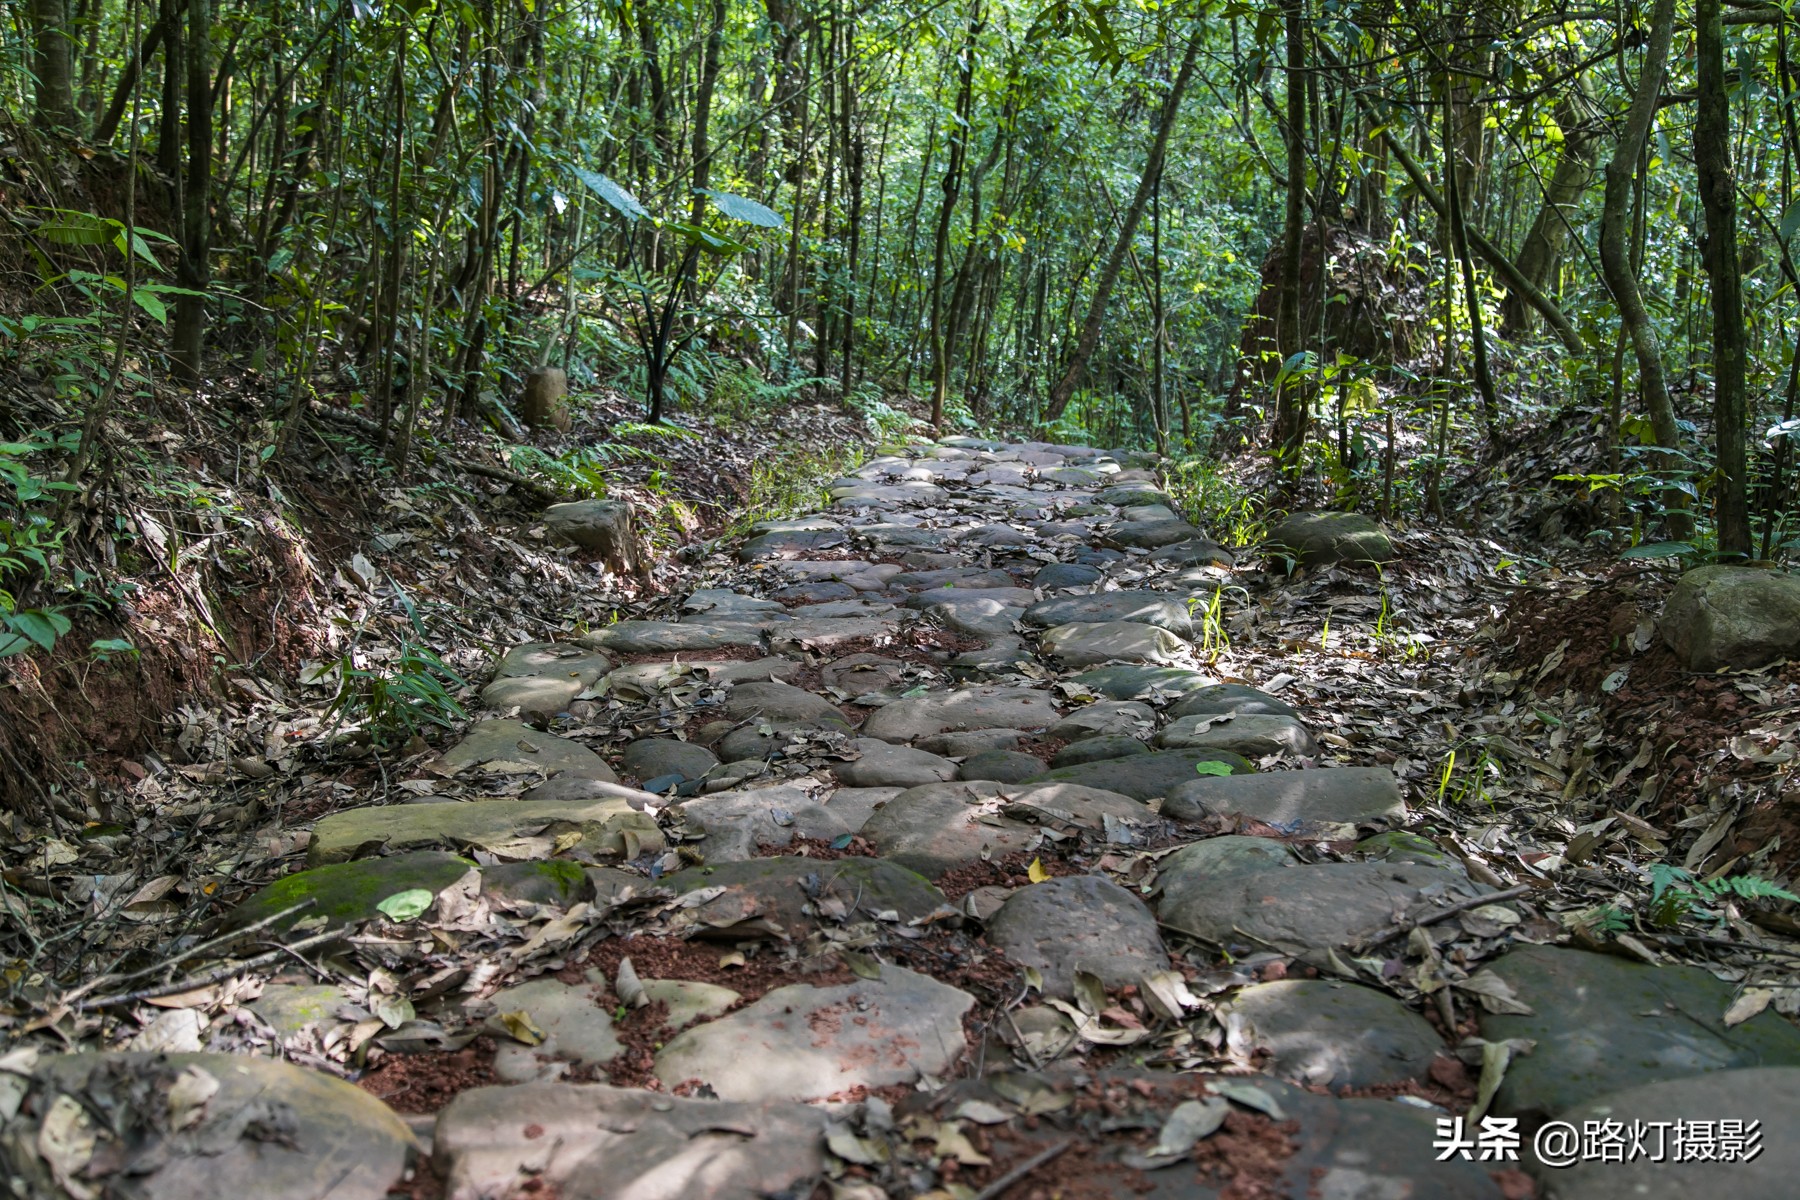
left=936, top=850, right=1082, bottom=902
left=568, top=932, right=854, bottom=1006
left=1504, top=573, right=1800, bottom=880
left=356, top=1037, right=498, bottom=1114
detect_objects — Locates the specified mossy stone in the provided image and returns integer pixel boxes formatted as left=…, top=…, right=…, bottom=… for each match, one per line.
left=482, top=858, right=596, bottom=906
left=227, top=850, right=473, bottom=932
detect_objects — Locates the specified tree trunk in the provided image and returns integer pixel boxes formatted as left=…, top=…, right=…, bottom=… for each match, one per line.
left=1597, top=0, right=1691, bottom=540
left=29, top=0, right=79, bottom=130
left=170, top=0, right=211, bottom=382
left=1041, top=23, right=1202, bottom=428
left=928, top=0, right=980, bottom=431
left=1500, top=93, right=1596, bottom=336
left=1270, top=0, right=1308, bottom=465
left=1695, top=0, right=1750, bottom=556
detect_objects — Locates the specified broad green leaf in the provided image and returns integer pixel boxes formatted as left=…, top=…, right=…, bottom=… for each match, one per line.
left=1193, top=760, right=1234, bottom=777
left=376, top=888, right=435, bottom=921
left=572, top=168, right=648, bottom=221
left=699, top=189, right=785, bottom=228
left=1620, top=542, right=1694, bottom=560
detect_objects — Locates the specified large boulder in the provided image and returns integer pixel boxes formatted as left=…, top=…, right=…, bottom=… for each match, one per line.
left=1660, top=565, right=1800, bottom=670
left=1267, top=511, right=1393, bottom=568
left=544, top=498, right=638, bottom=574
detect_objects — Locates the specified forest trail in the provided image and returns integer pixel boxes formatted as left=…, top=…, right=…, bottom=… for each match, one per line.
left=7, top=438, right=1799, bottom=1199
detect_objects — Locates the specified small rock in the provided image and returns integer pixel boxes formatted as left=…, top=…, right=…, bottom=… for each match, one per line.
left=958, top=749, right=1047, bottom=783
left=520, top=366, right=570, bottom=430
left=545, top=498, right=638, bottom=574
left=431, top=718, right=618, bottom=783
left=486, top=977, right=621, bottom=1083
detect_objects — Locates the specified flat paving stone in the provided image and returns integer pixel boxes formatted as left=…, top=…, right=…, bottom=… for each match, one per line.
left=1049, top=700, right=1155, bottom=741
left=1155, top=712, right=1321, bottom=757
left=861, top=686, right=1058, bottom=743
left=916, top=728, right=1024, bottom=755
left=1525, top=1067, right=1800, bottom=1199
left=22, top=1052, right=415, bottom=1200
left=581, top=619, right=761, bottom=652
left=227, top=849, right=473, bottom=932
left=620, top=738, right=719, bottom=782
left=984, top=875, right=1169, bottom=998
left=832, top=737, right=958, bottom=787
left=1051, top=734, right=1148, bottom=767
left=1267, top=510, right=1394, bottom=567
left=1218, top=979, right=1443, bottom=1089
left=1158, top=860, right=1485, bottom=964
left=1164, top=766, right=1405, bottom=828
left=1167, top=682, right=1300, bottom=719
left=431, top=718, right=618, bottom=783
left=1040, top=620, right=1187, bottom=667
left=675, top=785, right=855, bottom=861
left=1025, top=747, right=1253, bottom=801
left=958, top=748, right=1047, bottom=782
left=1023, top=590, right=1195, bottom=635
left=433, top=1081, right=827, bottom=1200
left=1069, top=664, right=1215, bottom=700
left=308, top=798, right=662, bottom=865
left=1479, top=943, right=1800, bottom=1123
left=723, top=680, right=847, bottom=724
left=739, top=527, right=849, bottom=561
left=1033, top=562, right=1104, bottom=589
left=1104, top=520, right=1212, bottom=549
left=660, top=855, right=949, bottom=935
left=653, top=965, right=974, bottom=1101
left=858, top=780, right=1046, bottom=876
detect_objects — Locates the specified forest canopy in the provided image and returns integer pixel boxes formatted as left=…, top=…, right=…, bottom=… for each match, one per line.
left=4, top=0, right=1797, bottom=576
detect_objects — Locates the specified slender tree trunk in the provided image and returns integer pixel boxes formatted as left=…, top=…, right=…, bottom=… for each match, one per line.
left=1695, top=0, right=1750, bottom=556
left=170, top=0, right=210, bottom=382
left=1597, top=0, right=1691, bottom=540
left=1501, top=93, right=1596, bottom=336
left=928, top=0, right=980, bottom=431
left=1042, top=23, right=1202, bottom=428
left=1447, top=94, right=1499, bottom=434
left=1270, top=0, right=1308, bottom=464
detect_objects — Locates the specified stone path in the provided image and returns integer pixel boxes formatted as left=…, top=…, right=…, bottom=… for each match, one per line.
left=10, top=438, right=1799, bottom=1199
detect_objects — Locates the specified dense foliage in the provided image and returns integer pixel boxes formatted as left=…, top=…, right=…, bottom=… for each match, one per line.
left=4, top=0, right=1799, bottom=650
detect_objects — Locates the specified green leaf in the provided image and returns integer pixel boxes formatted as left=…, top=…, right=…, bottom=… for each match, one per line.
left=132, top=289, right=167, bottom=323
left=698, top=189, right=785, bottom=228
left=1193, top=760, right=1234, bottom=777
left=7, top=609, right=71, bottom=652
left=572, top=168, right=648, bottom=221
left=662, top=220, right=750, bottom=255
left=1620, top=542, right=1695, bottom=560
left=89, top=637, right=137, bottom=657
left=37, top=210, right=114, bottom=246
left=376, top=888, right=435, bottom=921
